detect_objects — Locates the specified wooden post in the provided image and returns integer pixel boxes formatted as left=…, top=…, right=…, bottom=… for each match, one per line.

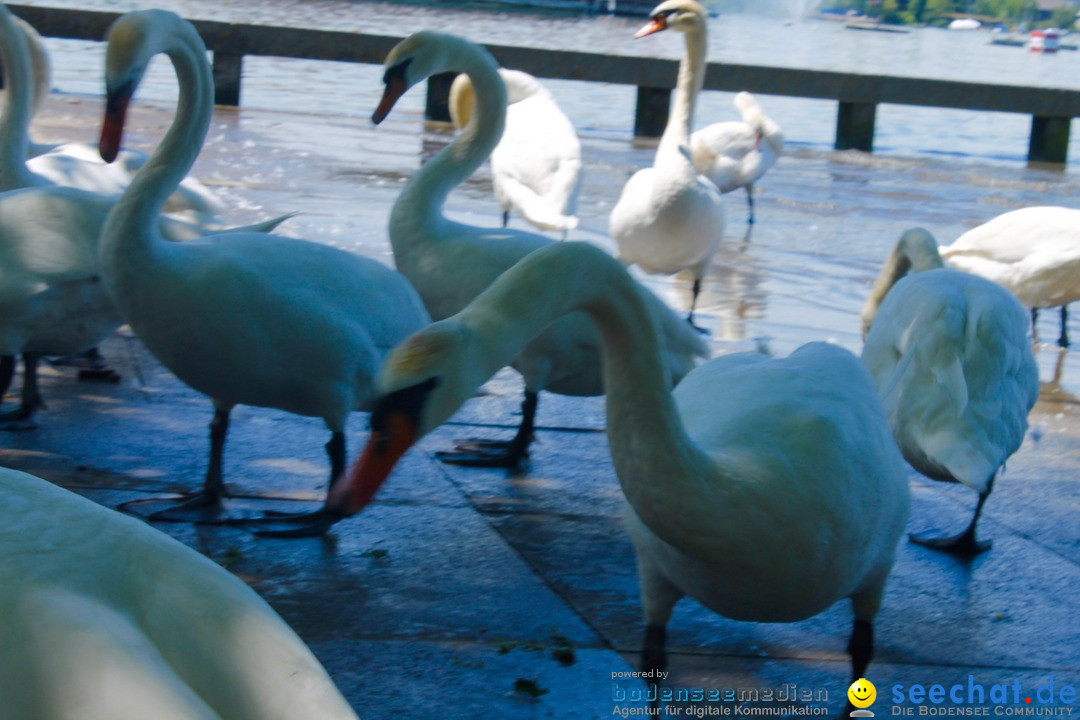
left=212, top=51, right=242, bottom=107
left=835, top=101, right=877, bottom=152
left=1028, top=116, right=1071, bottom=164
left=425, top=72, right=456, bottom=122
left=634, top=86, right=671, bottom=138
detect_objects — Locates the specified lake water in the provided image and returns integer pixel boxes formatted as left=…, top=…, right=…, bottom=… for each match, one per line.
left=16, top=0, right=1080, bottom=164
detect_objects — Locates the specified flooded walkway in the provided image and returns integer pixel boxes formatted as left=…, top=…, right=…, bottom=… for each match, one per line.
left=3, top=93, right=1078, bottom=718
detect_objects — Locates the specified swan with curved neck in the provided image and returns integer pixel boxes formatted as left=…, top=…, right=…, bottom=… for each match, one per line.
left=862, top=228, right=1038, bottom=555
left=0, top=5, right=288, bottom=428
left=367, top=30, right=707, bottom=469
left=609, top=0, right=725, bottom=328
left=448, top=68, right=581, bottom=234
left=293, top=241, right=908, bottom=688
left=690, top=91, right=784, bottom=224
left=938, top=206, right=1080, bottom=347
left=96, top=9, right=429, bottom=523
left=0, top=3, right=231, bottom=221
left=0, top=466, right=358, bottom=719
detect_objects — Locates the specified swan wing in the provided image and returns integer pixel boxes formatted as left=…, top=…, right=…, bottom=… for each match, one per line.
left=0, top=468, right=358, bottom=720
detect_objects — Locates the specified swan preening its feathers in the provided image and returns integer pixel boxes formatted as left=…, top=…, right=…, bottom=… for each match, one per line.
left=940, top=206, right=1080, bottom=347
left=862, top=228, right=1038, bottom=555
left=96, top=9, right=429, bottom=522
left=0, top=467, right=358, bottom=720
left=448, top=68, right=582, bottom=234
left=609, top=0, right=725, bottom=328
left=362, top=29, right=706, bottom=471
left=690, top=91, right=784, bottom=224
left=310, top=241, right=907, bottom=685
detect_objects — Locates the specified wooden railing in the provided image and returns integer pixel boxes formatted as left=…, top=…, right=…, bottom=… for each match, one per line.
left=9, top=3, right=1079, bottom=163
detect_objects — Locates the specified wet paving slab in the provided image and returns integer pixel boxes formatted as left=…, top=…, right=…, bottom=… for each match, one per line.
left=3, top=94, right=1079, bottom=718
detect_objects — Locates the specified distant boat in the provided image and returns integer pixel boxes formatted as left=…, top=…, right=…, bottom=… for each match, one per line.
left=1028, top=28, right=1061, bottom=52
left=989, top=28, right=1027, bottom=46
left=948, top=18, right=981, bottom=30
left=845, top=19, right=912, bottom=34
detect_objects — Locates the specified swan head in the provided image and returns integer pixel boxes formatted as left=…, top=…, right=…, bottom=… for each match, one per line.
left=635, top=0, right=708, bottom=37
left=861, top=227, right=945, bottom=337
left=327, top=321, right=485, bottom=516
left=99, top=10, right=182, bottom=162
left=374, top=31, right=457, bottom=124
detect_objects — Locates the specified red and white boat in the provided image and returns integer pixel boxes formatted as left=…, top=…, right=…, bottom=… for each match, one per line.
left=1028, top=28, right=1061, bottom=53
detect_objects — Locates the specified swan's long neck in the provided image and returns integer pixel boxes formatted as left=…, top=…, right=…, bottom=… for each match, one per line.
left=102, top=18, right=212, bottom=266
left=0, top=5, right=39, bottom=190
left=457, top=244, right=715, bottom=539
left=861, top=229, right=945, bottom=335
left=657, top=23, right=706, bottom=163
left=389, top=39, right=506, bottom=245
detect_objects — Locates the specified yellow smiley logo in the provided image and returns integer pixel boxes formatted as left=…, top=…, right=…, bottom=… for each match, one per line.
left=848, top=678, right=876, bottom=708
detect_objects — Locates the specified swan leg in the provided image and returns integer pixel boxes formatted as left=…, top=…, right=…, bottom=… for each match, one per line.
left=910, top=478, right=994, bottom=555
left=238, top=431, right=350, bottom=538
left=0, top=355, right=15, bottom=405
left=686, top=279, right=709, bottom=334
left=0, top=354, right=45, bottom=430
left=841, top=618, right=875, bottom=716
left=502, top=209, right=510, bottom=228
left=119, top=408, right=252, bottom=523
left=45, top=347, right=121, bottom=382
left=1059, top=305, right=1069, bottom=347
left=745, top=184, right=755, bottom=224
left=1031, top=307, right=1040, bottom=343
left=434, top=390, right=538, bottom=469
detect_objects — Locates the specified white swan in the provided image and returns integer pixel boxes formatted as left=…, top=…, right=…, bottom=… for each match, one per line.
left=0, top=466, right=358, bottom=720
left=96, top=9, right=429, bottom=523
left=609, top=0, right=725, bottom=328
left=690, top=91, right=784, bottom=224
left=368, top=30, right=707, bottom=469
left=299, top=242, right=908, bottom=689
left=0, top=3, right=226, bottom=222
left=861, top=228, right=1038, bottom=555
left=448, top=68, right=581, bottom=234
left=0, top=4, right=287, bottom=427
left=939, top=206, right=1080, bottom=347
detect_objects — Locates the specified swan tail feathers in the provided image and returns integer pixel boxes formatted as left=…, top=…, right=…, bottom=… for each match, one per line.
left=641, top=289, right=710, bottom=384
left=497, top=176, right=578, bottom=232
left=732, top=92, right=785, bottom=155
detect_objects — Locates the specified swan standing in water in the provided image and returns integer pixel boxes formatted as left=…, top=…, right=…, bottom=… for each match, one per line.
left=690, top=91, right=784, bottom=224
left=282, top=242, right=908, bottom=692
left=368, top=30, right=707, bottom=469
left=448, top=68, right=581, bottom=234
left=609, top=0, right=725, bottom=329
left=862, top=228, right=1038, bottom=555
left=97, top=10, right=429, bottom=522
left=939, top=206, right=1080, bottom=347
left=0, top=466, right=358, bottom=720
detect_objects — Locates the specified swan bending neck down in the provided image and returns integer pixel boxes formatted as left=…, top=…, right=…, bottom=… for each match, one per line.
left=862, top=228, right=1038, bottom=555
left=609, top=0, right=725, bottom=328
left=448, top=68, right=581, bottom=234
left=290, top=242, right=909, bottom=688
left=0, top=467, right=357, bottom=720
left=367, top=30, right=706, bottom=471
left=96, top=10, right=428, bottom=524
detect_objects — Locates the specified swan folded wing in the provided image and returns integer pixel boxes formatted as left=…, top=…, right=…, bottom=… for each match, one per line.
left=0, top=187, right=107, bottom=284
left=672, top=344, right=907, bottom=596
